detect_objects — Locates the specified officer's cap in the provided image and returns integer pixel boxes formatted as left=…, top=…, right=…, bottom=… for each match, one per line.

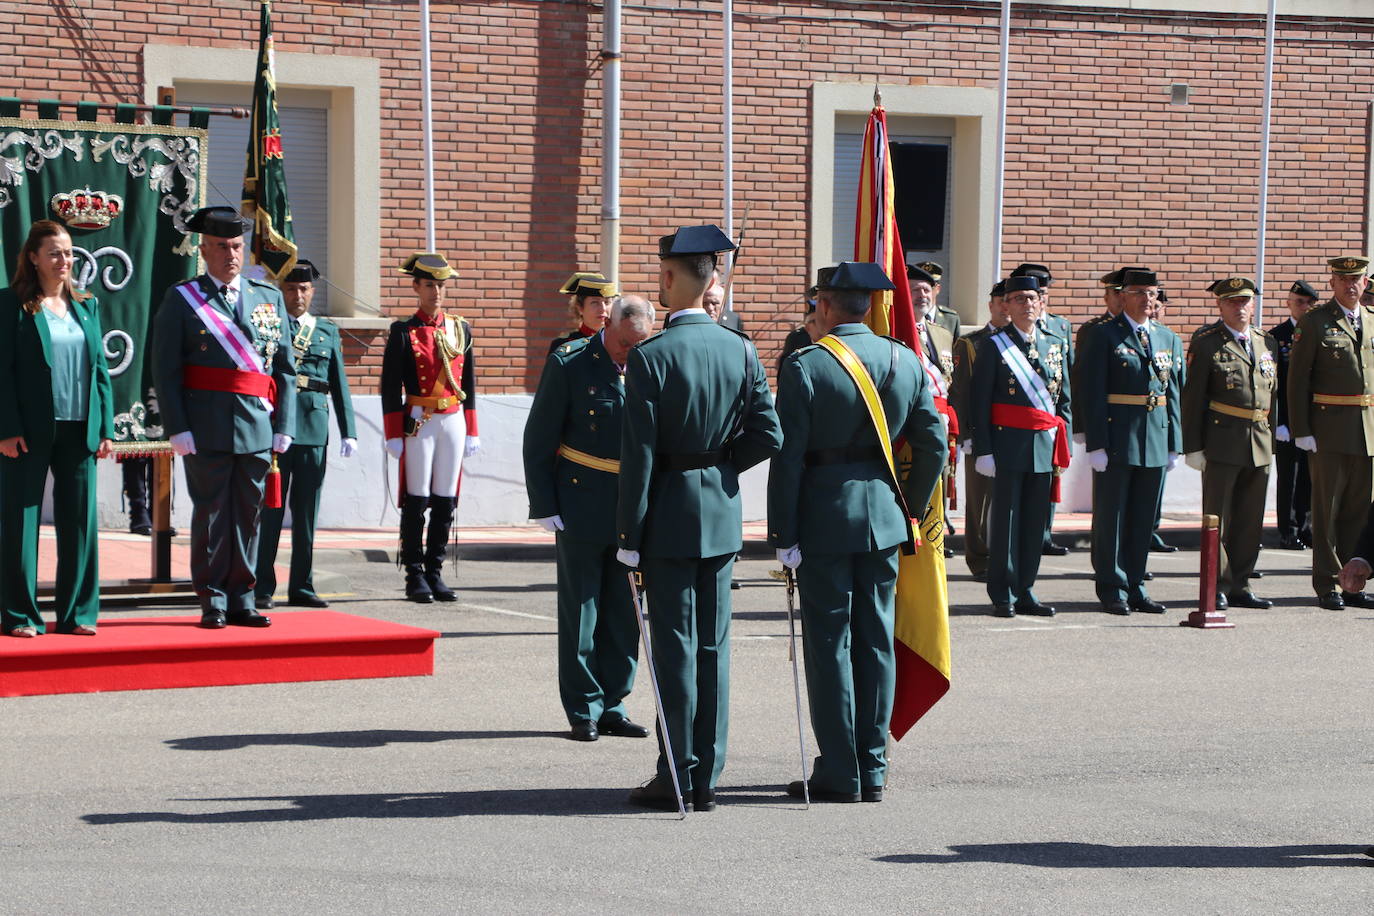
left=1003, top=275, right=1040, bottom=294
left=284, top=259, right=320, bottom=284
left=568, top=276, right=618, bottom=299
left=1327, top=255, right=1370, bottom=276
left=1099, top=269, right=1123, bottom=289
left=905, top=264, right=937, bottom=287
left=400, top=252, right=458, bottom=281
left=914, top=261, right=944, bottom=282
left=558, top=271, right=606, bottom=295
left=818, top=262, right=894, bottom=293
left=990, top=279, right=1007, bottom=298
left=1011, top=263, right=1054, bottom=287
left=186, top=206, right=252, bottom=239
left=1120, top=268, right=1158, bottom=288
left=657, top=225, right=736, bottom=259
left=1290, top=280, right=1320, bottom=300
left=1206, top=276, right=1257, bottom=299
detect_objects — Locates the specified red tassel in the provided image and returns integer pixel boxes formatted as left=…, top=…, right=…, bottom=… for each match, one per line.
left=265, top=454, right=283, bottom=509
left=1050, top=474, right=1062, bottom=504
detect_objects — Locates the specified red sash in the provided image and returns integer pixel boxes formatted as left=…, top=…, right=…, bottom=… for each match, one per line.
left=932, top=395, right=960, bottom=508
left=183, top=365, right=278, bottom=406
left=989, top=402, right=1070, bottom=502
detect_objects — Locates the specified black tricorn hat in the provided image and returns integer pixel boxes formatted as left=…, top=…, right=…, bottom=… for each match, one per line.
left=657, top=225, right=736, bottom=259
left=1004, top=275, right=1041, bottom=293
left=1120, top=268, right=1158, bottom=287
left=1011, top=262, right=1053, bottom=286
left=1289, top=279, right=1319, bottom=299
left=186, top=206, right=252, bottom=239
left=284, top=259, right=320, bottom=284
left=817, top=261, right=894, bottom=293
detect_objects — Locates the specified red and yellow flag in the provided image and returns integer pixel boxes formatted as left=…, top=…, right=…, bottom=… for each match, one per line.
left=854, top=104, right=951, bottom=739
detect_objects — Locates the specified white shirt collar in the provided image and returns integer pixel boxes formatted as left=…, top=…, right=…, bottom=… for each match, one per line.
left=207, top=272, right=241, bottom=295
left=669, top=307, right=708, bottom=323
left=1223, top=322, right=1250, bottom=343
left=1123, top=313, right=1149, bottom=335
left=1342, top=304, right=1362, bottom=323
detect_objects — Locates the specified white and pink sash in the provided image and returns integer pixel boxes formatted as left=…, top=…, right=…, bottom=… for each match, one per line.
left=175, top=280, right=272, bottom=411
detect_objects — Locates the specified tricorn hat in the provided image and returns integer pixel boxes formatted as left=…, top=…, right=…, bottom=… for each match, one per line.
left=400, top=252, right=458, bottom=281
left=186, top=206, right=252, bottom=239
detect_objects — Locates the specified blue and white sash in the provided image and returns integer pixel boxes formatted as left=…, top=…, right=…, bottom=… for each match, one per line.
left=993, top=330, right=1056, bottom=414
left=175, top=280, right=271, bottom=411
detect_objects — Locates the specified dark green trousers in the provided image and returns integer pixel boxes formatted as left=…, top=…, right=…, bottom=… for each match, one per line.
left=987, top=471, right=1052, bottom=607
left=1307, top=450, right=1373, bottom=594
left=1091, top=464, right=1165, bottom=603
left=1201, top=461, right=1269, bottom=595
left=255, top=443, right=327, bottom=600
left=555, top=534, right=639, bottom=726
left=641, top=553, right=733, bottom=793
left=184, top=450, right=270, bottom=613
left=0, top=422, right=99, bottom=633
left=962, top=460, right=992, bottom=576
left=797, top=546, right=899, bottom=794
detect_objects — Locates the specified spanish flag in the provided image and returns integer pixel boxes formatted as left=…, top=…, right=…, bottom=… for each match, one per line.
left=854, top=103, right=952, bottom=739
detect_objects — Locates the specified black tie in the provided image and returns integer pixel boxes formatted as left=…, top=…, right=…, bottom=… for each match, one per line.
left=1136, top=324, right=1152, bottom=356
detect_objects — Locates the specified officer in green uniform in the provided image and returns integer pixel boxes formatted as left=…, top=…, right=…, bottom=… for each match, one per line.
left=524, top=295, right=657, bottom=743
left=1181, top=277, right=1276, bottom=609
left=1011, top=263, right=1074, bottom=556
left=617, top=225, right=781, bottom=813
left=1079, top=268, right=1182, bottom=615
left=913, top=261, right=961, bottom=338
left=768, top=261, right=945, bottom=803
left=1286, top=255, right=1374, bottom=610
left=1072, top=268, right=1134, bottom=444
left=254, top=260, right=357, bottom=610
left=1270, top=279, right=1319, bottom=549
left=950, top=280, right=1008, bottom=580
left=152, top=206, right=296, bottom=628
left=971, top=275, right=1071, bottom=616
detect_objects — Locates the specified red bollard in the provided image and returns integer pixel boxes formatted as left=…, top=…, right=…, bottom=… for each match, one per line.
left=1181, top=514, right=1234, bottom=629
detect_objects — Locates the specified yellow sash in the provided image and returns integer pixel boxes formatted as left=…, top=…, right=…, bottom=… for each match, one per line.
left=816, top=334, right=915, bottom=548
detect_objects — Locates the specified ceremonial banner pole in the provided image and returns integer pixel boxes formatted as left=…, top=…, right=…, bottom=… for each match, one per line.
left=1253, top=0, right=1276, bottom=327
left=992, top=0, right=1012, bottom=282
left=419, top=0, right=437, bottom=250
left=601, top=0, right=622, bottom=281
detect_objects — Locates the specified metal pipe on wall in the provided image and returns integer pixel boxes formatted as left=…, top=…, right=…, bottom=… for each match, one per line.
left=1254, top=0, right=1276, bottom=327
left=991, top=0, right=1011, bottom=284
left=419, top=0, right=436, bottom=251
left=602, top=0, right=623, bottom=282
left=723, top=0, right=735, bottom=309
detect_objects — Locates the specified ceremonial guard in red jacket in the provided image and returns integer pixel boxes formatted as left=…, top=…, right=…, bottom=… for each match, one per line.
left=381, top=253, right=479, bottom=603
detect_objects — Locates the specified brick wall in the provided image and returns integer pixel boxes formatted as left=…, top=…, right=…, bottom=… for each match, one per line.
left=12, top=0, right=1374, bottom=395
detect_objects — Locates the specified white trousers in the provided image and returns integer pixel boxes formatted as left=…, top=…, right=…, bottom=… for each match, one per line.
left=404, top=407, right=465, bottom=498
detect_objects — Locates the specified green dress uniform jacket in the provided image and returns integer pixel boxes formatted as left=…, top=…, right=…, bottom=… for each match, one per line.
left=767, top=323, right=945, bottom=796
left=523, top=332, right=640, bottom=726
left=153, top=275, right=297, bottom=614
left=255, top=315, right=357, bottom=603
left=931, top=304, right=961, bottom=339
left=0, top=290, right=115, bottom=634
left=950, top=325, right=995, bottom=575
left=617, top=310, right=781, bottom=795
left=970, top=324, right=1071, bottom=607
left=1071, top=313, right=1113, bottom=433
left=1180, top=322, right=1276, bottom=596
left=1285, top=298, right=1374, bottom=594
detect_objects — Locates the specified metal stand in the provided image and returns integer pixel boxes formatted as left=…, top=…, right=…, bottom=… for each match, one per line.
left=1181, top=514, right=1234, bottom=629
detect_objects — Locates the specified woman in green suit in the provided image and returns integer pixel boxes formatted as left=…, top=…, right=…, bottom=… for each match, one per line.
left=0, top=220, right=115, bottom=637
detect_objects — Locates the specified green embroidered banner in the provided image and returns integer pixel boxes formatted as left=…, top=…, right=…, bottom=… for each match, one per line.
left=0, top=114, right=207, bottom=441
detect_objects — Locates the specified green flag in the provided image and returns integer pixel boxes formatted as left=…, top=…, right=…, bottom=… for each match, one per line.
left=241, top=0, right=297, bottom=284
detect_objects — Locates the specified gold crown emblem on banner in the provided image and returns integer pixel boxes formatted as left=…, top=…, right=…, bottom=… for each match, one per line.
left=51, top=187, right=124, bottom=231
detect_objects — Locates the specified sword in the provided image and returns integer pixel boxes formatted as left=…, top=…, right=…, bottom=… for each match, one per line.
left=627, top=570, right=688, bottom=819
left=771, top=566, right=810, bottom=808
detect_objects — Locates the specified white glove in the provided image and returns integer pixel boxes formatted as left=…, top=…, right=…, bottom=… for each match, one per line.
left=1185, top=451, right=1206, bottom=472
left=975, top=454, right=996, bottom=478
left=616, top=548, right=640, bottom=568
left=1073, top=432, right=1086, bottom=446
left=959, top=439, right=973, bottom=455
left=1166, top=452, right=1182, bottom=471
left=340, top=437, right=358, bottom=458
left=535, top=515, right=565, bottom=532
left=385, top=437, right=404, bottom=459
left=464, top=435, right=481, bottom=458
left=777, top=545, right=802, bottom=569
left=1089, top=449, right=1109, bottom=473
left=1275, top=425, right=1290, bottom=443
left=272, top=433, right=293, bottom=454
left=1295, top=436, right=1317, bottom=453
left=169, top=431, right=196, bottom=456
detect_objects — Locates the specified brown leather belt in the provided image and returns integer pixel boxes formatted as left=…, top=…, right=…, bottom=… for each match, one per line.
left=408, top=393, right=465, bottom=410
left=1312, top=393, right=1374, bottom=407
left=1106, top=392, right=1165, bottom=411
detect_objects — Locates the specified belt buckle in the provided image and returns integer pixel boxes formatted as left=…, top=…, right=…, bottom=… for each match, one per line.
left=436, top=396, right=451, bottom=410
left=1145, top=393, right=1158, bottom=411
left=296, top=375, right=308, bottom=390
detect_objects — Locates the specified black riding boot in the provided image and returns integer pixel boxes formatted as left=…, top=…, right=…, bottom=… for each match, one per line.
left=401, top=494, right=433, bottom=603
left=425, top=495, right=457, bottom=602
left=123, top=457, right=152, bottom=535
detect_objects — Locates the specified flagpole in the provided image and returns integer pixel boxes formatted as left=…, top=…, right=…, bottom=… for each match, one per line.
left=991, top=0, right=1011, bottom=284
left=419, top=0, right=437, bottom=250
left=1254, top=0, right=1276, bottom=327
left=722, top=0, right=734, bottom=308
left=601, top=0, right=622, bottom=282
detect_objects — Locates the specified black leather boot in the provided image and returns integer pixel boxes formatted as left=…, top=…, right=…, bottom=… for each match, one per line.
left=401, top=494, right=433, bottom=603
left=424, top=495, right=457, bottom=602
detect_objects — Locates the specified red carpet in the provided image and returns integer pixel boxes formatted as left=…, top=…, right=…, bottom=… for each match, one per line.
left=0, top=611, right=439, bottom=698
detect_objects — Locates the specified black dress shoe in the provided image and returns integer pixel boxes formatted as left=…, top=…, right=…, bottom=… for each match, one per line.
left=943, top=547, right=954, bottom=559
left=1227, top=591, right=1272, bottom=609
left=255, top=595, right=275, bottom=610
left=598, top=715, right=650, bottom=738
left=1214, top=592, right=1228, bottom=611
left=1252, top=570, right=1264, bottom=578
left=130, top=523, right=152, bottom=536
left=991, top=604, right=1015, bottom=618
left=1278, top=535, right=1305, bottom=550
left=1341, top=591, right=1374, bottom=609
left=861, top=786, right=884, bottom=803
left=1016, top=601, right=1056, bottom=617
left=971, top=571, right=988, bottom=582
left=1041, top=542, right=1070, bottom=556
left=628, top=776, right=689, bottom=812
left=288, top=594, right=330, bottom=608
left=1102, top=600, right=1130, bottom=616
left=1318, top=591, right=1345, bottom=611
left=787, top=780, right=859, bottom=803
left=1142, top=571, right=1154, bottom=581
left=1130, top=597, right=1167, bottom=614
left=227, top=610, right=272, bottom=628
left=692, top=786, right=716, bottom=812
left=1151, top=541, right=1179, bottom=553
left=570, top=720, right=599, bottom=742
left=199, top=610, right=227, bottom=629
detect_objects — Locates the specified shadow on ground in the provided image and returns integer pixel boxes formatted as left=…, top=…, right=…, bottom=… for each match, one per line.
left=164, top=729, right=565, bottom=751
left=876, top=842, right=1373, bottom=868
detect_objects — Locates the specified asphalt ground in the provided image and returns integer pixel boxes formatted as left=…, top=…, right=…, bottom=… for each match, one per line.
left=3, top=539, right=1371, bottom=913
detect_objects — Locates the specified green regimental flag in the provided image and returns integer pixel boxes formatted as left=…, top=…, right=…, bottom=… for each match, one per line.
left=0, top=102, right=207, bottom=441
left=242, top=0, right=298, bottom=284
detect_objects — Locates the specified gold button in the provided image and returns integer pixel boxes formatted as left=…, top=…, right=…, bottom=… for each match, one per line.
left=588, top=409, right=594, bottom=415
left=572, top=477, right=579, bottom=484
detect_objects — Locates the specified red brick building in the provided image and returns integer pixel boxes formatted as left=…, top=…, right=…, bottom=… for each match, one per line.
left=11, top=0, right=1374, bottom=400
